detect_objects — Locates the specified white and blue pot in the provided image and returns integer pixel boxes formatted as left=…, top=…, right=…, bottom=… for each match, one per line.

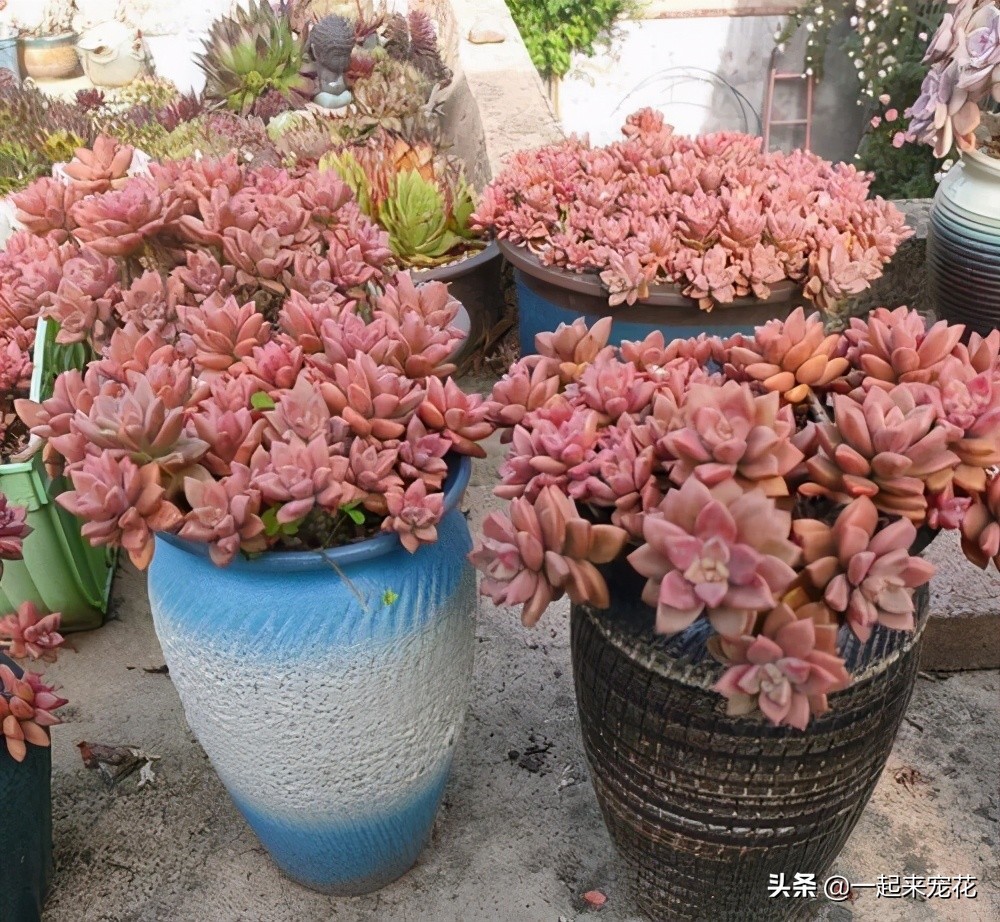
left=147, top=456, right=477, bottom=895
left=927, top=148, right=1000, bottom=338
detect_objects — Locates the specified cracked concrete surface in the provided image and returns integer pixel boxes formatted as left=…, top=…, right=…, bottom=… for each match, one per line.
left=38, top=432, right=999, bottom=922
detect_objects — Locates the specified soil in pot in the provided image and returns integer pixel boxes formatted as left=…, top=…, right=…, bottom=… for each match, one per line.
left=570, top=560, right=929, bottom=922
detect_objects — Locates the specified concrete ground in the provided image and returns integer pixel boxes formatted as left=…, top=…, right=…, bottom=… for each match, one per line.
left=39, top=430, right=999, bottom=922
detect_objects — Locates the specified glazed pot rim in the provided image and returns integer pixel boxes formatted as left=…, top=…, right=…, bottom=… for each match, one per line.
left=19, top=33, right=78, bottom=45
left=498, top=238, right=801, bottom=308
left=409, top=239, right=498, bottom=282
left=961, top=146, right=1000, bottom=175
left=155, top=452, right=472, bottom=572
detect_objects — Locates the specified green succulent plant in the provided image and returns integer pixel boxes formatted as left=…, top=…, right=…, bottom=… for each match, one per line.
left=379, top=170, right=481, bottom=268
left=37, top=129, right=87, bottom=164
left=0, top=142, right=48, bottom=196
left=320, top=131, right=485, bottom=268
left=198, top=0, right=311, bottom=116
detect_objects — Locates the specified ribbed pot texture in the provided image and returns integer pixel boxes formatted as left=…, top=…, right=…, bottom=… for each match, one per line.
left=147, top=457, right=477, bottom=895
left=0, top=654, right=52, bottom=922
left=927, top=148, right=1000, bottom=339
left=570, top=563, right=929, bottom=922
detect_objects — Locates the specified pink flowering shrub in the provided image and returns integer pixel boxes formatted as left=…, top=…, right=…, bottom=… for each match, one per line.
left=15, top=149, right=494, bottom=569
left=472, top=110, right=911, bottom=311
left=472, top=308, right=1000, bottom=729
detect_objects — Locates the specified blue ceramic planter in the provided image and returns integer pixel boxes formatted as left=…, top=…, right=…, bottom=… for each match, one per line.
left=147, top=457, right=477, bottom=895
left=500, top=241, right=800, bottom=353
left=0, top=654, right=52, bottom=922
left=927, top=149, right=1000, bottom=339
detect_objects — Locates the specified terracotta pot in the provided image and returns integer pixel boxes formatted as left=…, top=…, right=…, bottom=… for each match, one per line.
left=927, top=148, right=1000, bottom=339
left=19, top=34, right=80, bottom=81
left=410, top=242, right=504, bottom=367
left=0, top=654, right=52, bottom=922
left=499, top=240, right=803, bottom=352
left=570, top=558, right=929, bottom=922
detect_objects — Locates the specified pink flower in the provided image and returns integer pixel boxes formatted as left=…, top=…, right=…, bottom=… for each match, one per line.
left=892, top=132, right=906, bottom=149
left=871, top=116, right=882, bottom=128
left=885, top=108, right=899, bottom=122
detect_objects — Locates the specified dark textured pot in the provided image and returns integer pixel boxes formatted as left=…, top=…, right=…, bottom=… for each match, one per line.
left=927, top=149, right=1000, bottom=339
left=570, top=561, right=929, bottom=922
left=0, top=654, right=52, bottom=922
left=410, top=242, right=504, bottom=367
left=500, top=240, right=802, bottom=354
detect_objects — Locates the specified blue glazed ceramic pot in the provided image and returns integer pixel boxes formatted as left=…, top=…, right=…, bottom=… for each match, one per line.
left=147, top=457, right=476, bottom=895
left=500, top=241, right=800, bottom=352
left=927, top=149, right=1000, bottom=339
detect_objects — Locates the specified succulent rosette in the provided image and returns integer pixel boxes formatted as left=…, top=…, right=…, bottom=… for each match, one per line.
left=472, top=307, right=996, bottom=729
left=14, top=151, right=494, bottom=569
left=473, top=109, right=911, bottom=310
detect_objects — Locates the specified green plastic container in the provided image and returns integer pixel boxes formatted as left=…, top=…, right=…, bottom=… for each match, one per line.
left=0, top=321, right=115, bottom=631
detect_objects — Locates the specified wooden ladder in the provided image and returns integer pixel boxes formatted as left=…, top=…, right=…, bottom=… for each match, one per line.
left=761, top=60, right=815, bottom=151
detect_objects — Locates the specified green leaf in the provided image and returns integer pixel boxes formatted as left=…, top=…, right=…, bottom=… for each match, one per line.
left=382, top=589, right=399, bottom=606
left=343, top=504, right=366, bottom=525
left=251, top=391, right=276, bottom=410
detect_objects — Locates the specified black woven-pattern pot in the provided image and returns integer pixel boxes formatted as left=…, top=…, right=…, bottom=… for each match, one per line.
left=0, top=654, right=53, bottom=922
left=570, top=563, right=929, bottom=922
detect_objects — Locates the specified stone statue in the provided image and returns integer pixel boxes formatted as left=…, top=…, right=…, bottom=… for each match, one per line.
left=308, top=14, right=355, bottom=109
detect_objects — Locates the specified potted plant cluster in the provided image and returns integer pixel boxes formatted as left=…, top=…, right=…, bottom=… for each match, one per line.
left=15, top=142, right=495, bottom=894
left=0, top=137, right=144, bottom=631
left=471, top=306, right=1000, bottom=920
left=322, top=128, right=501, bottom=365
left=2, top=0, right=80, bottom=81
left=0, top=499, right=67, bottom=922
left=472, top=108, right=914, bottom=350
left=905, top=0, right=1000, bottom=337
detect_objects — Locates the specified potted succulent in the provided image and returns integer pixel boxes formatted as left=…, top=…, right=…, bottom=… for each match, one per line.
left=4, top=0, right=80, bottom=81
left=0, top=497, right=67, bottom=922
left=473, top=108, right=913, bottom=351
left=0, top=137, right=140, bottom=631
left=905, top=0, right=1000, bottom=338
left=321, top=129, right=501, bottom=366
left=16, top=145, right=495, bottom=895
left=471, top=307, right=1000, bottom=920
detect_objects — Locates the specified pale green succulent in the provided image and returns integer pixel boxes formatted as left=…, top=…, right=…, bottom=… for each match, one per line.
left=0, top=142, right=48, bottom=196
left=197, top=0, right=311, bottom=116
left=380, top=170, right=480, bottom=269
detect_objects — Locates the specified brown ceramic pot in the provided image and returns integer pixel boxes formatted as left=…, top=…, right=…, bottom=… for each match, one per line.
left=571, top=559, right=929, bottom=922
left=19, top=34, right=80, bottom=81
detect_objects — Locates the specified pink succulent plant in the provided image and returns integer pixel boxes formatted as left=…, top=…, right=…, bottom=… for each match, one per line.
left=0, top=494, right=31, bottom=566
left=472, top=309, right=992, bottom=728
left=11, top=150, right=494, bottom=572
left=471, top=486, right=629, bottom=627
left=628, top=478, right=800, bottom=636
left=794, top=496, right=936, bottom=642
left=0, top=603, right=64, bottom=663
left=384, top=479, right=445, bottom=552
left=712, top=604, right=851, bottom=729
left=1, top=664, right=67, bottom=762
left=474, top=111, right=910, bottom=309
